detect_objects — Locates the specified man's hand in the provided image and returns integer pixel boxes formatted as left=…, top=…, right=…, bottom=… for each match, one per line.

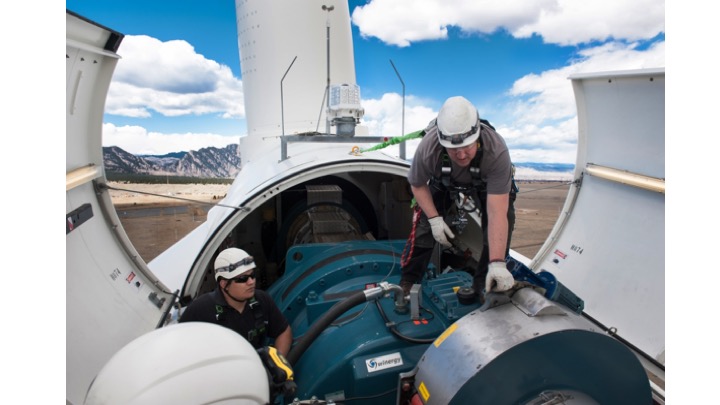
left=428, top=216, right=455, bottom=247
left=485, top=261, right=514, bottom=292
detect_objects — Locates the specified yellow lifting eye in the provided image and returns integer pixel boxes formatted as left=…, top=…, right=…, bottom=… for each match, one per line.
left=350, top=145, right=361, bottom=155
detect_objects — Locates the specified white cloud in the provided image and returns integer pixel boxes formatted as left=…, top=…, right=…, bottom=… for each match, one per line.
left=352, top=0, right=556, bottom=47
left=351, top=0, right=664, bottom=47
left=103, top=123, right=241, bottom=156
left=500, top=119, right=579, bottom=163
left=512, top=0, right=665, bottom=46
left=490, top=40, right=663, bottom=163
left=102, top=38, right=663, bottom=162
left=348, top=0, right=665, bottom=164
left=357, top=93, right=437, bottom=159
left=360, top=41, right=664, bottom=164
left=105, top=35, right=244, bottom=119
left=507, top=40, right=665, bottom=126
left=99, top=7, right=664, bottom=165
left=360, top=93, right=437, bottom=137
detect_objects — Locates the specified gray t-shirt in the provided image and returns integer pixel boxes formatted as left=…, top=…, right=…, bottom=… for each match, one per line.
left=408, top=119, right=513, bottom=194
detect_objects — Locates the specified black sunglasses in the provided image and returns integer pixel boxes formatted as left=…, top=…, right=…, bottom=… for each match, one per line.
left=438, top=119, right=479, bottom=145
left=215, top=256, right=255, bottom=274
left=231, top=270, right=256, bottom=284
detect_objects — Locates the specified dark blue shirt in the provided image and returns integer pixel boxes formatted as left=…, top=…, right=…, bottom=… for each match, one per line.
left=179, top=288, right=289, bottom=349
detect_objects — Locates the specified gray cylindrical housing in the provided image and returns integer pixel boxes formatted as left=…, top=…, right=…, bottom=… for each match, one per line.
left=413, top=289, right=651, bottom=404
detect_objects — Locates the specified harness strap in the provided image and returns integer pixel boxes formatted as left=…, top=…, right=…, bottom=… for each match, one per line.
left=215, top=297, right=267, bottom=347
left=433, top=145, right=485, bottom=197
left=247, top=297, right=267, bottom=346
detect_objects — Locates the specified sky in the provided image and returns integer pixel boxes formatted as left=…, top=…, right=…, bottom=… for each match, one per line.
left=63, top=0, right=665, bottom=166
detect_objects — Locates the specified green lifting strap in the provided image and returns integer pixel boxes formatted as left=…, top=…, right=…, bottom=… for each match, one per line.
left=350, top=129, right=424, bottom=154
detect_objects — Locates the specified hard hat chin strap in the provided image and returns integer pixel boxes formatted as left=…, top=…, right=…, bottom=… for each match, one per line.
left=222, top=281, right=249, bottom=303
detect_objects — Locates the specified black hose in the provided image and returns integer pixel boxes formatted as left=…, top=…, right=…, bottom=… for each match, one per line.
left=374, top=301, right=436, bottom=344
left=286, top=290, right=368, bottom=366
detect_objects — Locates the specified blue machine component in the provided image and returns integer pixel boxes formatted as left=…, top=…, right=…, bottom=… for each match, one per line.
left=267, top=240, right=481, bottom=404
left=268, top=243, right=653, bottom=405
left=419, top=271, right=478, bottom=321
left=507, top=256, right=585, bottom=314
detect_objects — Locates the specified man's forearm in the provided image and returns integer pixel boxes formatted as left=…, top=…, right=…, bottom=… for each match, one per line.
left=274, top=326, right=293, bottom=357
left=486, top=193, right=509, bottom=261
left=411, top=184, right=438, bottom=218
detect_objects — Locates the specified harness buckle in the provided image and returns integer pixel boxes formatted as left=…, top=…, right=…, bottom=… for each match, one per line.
left=450, top=211, right=469, bottom=234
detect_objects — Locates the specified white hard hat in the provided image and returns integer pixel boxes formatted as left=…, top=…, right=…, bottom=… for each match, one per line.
left=84, top=323, right=269, bottom=404
left=214, top=247, right=256, bottom=281
left=436, top=96, right=480, bottom=148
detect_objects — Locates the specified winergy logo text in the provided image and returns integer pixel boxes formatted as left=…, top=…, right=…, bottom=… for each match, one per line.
left=368, top=358, right=401, bottom=368
left=365, top=353, right=403, bottom=373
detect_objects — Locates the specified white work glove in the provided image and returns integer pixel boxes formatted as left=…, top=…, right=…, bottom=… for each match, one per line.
left=485, top=261, right=514, bottom=292
left=428, top=216, right=455, bottom=247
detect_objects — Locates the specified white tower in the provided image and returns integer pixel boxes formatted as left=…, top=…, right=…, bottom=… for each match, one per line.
left=235, top=0, right=358, bottom=164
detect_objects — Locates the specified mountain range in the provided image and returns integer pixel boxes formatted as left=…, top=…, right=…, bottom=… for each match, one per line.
left=103, top=144, right=574, bottom=180
left=103, top=144, right=241, bottom=178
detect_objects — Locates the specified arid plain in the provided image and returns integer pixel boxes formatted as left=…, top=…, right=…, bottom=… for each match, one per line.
left=109, top=181, right=570, bottom=263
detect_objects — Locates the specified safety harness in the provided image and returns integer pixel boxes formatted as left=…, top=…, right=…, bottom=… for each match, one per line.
left=400, top=120, right=517, bottom=267
left=214, top=296, right=267, bottom=348
left=433, top=118, right=495, bottom=197
left=433, top=119, right=518, bottom=209
left=400, top=133, right=486, bottom=267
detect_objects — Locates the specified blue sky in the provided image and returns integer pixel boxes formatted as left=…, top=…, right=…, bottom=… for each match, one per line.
left=64, top=0, right=664, bottom=165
